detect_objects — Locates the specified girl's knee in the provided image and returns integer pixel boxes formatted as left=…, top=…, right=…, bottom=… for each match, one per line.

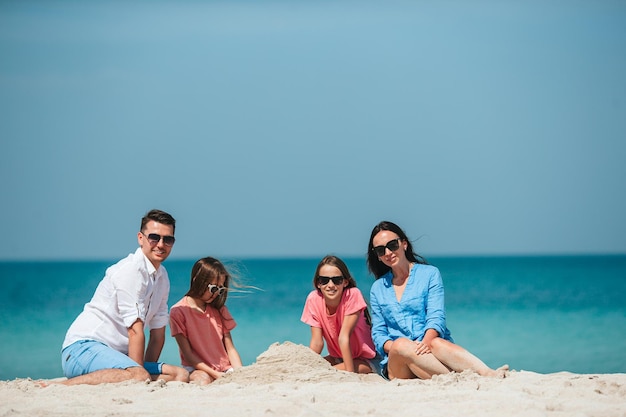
left=172, top=367, right=190, bottom=382
left=190, top=370, right=214, bottom=385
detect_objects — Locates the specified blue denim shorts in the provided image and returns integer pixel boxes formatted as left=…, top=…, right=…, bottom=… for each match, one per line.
left=366, top=354, right=383, bottom=377
left=61, top=340, right=162, bottom=378
left=379, top=364, right=390, bottom=380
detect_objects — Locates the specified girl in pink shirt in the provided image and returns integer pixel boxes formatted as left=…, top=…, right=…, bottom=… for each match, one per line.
left=170, top=257, right=243, bottom=384
left=301, top=255, right=380, bottom=374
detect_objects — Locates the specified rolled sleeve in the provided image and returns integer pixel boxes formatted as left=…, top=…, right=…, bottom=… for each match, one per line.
left=369, top=283, right=390, bottom=357
left=146, top=274, right=170, bottom=331
left=148, top=291, right=169, bottom=330
left=169, top=304, right=187, bottom=338
left=343, top=288, right=367, bottom=316
left=301, top=291, right=322, bottom=328
left=112, top=264, right=147, bottom=328
left=424, top=268, right=447, bottom=337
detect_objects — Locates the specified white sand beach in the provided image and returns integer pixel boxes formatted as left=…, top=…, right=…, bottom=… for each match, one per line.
left=1, top=342, right=625, bottom=417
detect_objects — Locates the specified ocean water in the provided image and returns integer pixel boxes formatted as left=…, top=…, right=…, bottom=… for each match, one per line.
left=0, top=255, right=625, bottom=380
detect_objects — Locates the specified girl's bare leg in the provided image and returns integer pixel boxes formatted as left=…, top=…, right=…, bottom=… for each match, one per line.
left=189, top=369, right=214, bottom=385
left=331, top=358, right=374, bottom=374
left=152, top=364, right=190, bottom=382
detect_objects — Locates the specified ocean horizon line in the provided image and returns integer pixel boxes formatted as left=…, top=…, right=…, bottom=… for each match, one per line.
left=1, top=252, right=625, bottom=264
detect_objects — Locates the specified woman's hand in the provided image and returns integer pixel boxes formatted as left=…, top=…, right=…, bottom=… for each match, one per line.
left=413, top=340, right=431, bottom=355
left=420, top=329, right=440, bottom=353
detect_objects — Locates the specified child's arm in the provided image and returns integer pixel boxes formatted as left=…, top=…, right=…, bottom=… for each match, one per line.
left=223, top=332, right=242, bottom=369
left=174, top=334, right=224, bottom=380
left=338, top=312, right=360, bottom=373
left=309, top=326, right=324, bottom=354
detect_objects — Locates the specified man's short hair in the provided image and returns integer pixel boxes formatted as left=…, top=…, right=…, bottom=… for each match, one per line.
left=140, top=209, right=176, bottom=233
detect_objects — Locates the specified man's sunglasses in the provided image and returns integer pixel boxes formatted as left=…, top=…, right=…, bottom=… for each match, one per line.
left=372, top=238, right=401, bottom=257
left=318, top=275, right=344, bottom=285
left=207, top=284, right=226, bottom=295
left=142, top=232, right=176, bottom=247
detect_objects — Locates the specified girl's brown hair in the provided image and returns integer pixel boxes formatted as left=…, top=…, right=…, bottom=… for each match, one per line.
left=312, top=255, right=371, bottom=326
left=312, top=255, right=358, bottom=290
left=186, top=257, right=231, bottom=309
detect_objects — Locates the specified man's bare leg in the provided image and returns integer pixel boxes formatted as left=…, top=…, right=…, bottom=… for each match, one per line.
left=61, top=366, right=150, bottom=386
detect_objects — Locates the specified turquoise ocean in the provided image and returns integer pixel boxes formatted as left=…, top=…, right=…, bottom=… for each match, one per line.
left=1, top=255, right=625, bottom=380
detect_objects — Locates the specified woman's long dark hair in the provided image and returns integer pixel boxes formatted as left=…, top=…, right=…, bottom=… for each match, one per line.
left=366, top=221, right=428, bottom=279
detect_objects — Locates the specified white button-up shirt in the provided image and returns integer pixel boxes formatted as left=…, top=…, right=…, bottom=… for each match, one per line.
left=62, top=248, right=170, bottom=354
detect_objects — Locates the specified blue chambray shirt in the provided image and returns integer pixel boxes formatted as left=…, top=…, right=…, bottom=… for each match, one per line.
left=370, top=263, right=453, bottom=368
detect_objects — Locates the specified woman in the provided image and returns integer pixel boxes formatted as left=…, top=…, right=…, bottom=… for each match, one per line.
left=367, top=221, right=508, bottom=380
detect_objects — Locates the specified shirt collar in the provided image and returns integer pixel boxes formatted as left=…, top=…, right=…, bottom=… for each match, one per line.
left=136, top=247, right=159, bottom=279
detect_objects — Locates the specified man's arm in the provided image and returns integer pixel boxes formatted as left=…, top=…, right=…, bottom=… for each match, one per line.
left=145, top=326, right=165, bottom=363
left=127, top=319, right=146, bottom=365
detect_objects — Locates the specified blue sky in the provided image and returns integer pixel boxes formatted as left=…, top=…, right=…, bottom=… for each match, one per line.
left=1, top=1, right=625, bottom=260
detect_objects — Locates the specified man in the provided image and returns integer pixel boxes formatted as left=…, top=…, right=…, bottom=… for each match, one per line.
left=60, top=209, right=189, bottom=385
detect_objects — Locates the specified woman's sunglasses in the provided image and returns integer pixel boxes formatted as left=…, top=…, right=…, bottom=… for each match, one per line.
left=318, top=275, right=344, bottom=285
left=207, top=284, right=226, bottom=295
left=141, top=232, right=176, bottom=247
left=372, top=238, right=401, bottom=257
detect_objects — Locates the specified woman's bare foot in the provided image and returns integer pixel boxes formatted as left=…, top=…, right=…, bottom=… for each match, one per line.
left=477, top=364, right=509, bottom=378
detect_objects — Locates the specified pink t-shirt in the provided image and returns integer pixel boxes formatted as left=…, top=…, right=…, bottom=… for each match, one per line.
left=300, top=287, right=376, bottom=360
left=169, top=297, right=236, bottom=372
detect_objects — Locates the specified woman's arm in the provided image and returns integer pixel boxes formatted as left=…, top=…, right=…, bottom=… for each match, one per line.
left=422, top=328, right=440, bottom=348
left=369, top=287, right=391, bottom=356
left=223, top=332, right=242, bottom=368
left=338, top=312, right=360, bottom=373
left=424, top=268, right=447, bottom=338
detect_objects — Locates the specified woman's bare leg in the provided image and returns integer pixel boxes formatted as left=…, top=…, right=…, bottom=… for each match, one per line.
left=430, top=337, right=509, bottom=377
left=387, top=338, right=450, bottom=380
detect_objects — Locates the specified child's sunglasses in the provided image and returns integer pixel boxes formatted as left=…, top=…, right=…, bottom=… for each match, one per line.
left=372, top=238, right=401, bottom=257
left=207, top=284, right=226, bottom=295
left=318, top=276, right=344, bottom=285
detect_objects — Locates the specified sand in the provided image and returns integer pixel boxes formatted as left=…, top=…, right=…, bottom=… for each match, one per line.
left=1, top=342, right=625, bottom=417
